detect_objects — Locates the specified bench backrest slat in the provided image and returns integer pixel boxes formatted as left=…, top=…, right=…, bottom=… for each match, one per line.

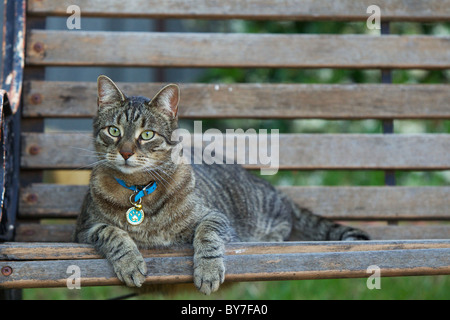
left=27, top=0, right=450, bottom=21
left=21, top=133, right=450, bottom=170
left=23, top=82, right=450, bottom=119
left=19, top=184, right=450, bottom=221
left=27, top=31, right=450, bottom=68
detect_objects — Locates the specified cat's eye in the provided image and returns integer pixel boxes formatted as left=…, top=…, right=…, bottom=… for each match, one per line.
left=140, top=130, right=155, bottom=141
left=108, top=126, right=121, bottom=137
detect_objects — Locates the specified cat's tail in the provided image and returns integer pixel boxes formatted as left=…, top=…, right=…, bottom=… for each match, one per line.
left=282, top=194, right=370, bottom=241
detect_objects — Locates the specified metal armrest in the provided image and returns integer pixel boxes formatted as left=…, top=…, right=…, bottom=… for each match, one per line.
left=0, top=0, right=26, bottom=241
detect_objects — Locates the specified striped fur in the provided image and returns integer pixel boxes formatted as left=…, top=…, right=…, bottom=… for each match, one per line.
left=74, top=76, right=369, bottom=295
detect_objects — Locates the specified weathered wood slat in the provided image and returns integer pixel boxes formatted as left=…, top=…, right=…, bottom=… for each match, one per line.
left=19, top=184, right=450, bottom=220
left=27, top=0, right=450, bottom=21
left=23, top=81, right=450, bottom=119
left=1, top=242, right=449, bottom=288
left=14, top=223, right=450, bottom=243
left=20, top=184, right=85, bottom=218
left=279, top=186, right=450, bottom=220
left=2, top=240, right=449, bottom=261
left=21, top=133, right=450, bottom=170
left=26, top=31, right=450, bottom=69
left=363, top=225, right=450, bottom=241
left=15, top=224, right=76, bottom=242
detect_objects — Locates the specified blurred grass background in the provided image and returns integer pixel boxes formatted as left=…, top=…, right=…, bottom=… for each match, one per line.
left=26, top=19, right=449, bottom=299
left=23, top=276, right=450, bottom=300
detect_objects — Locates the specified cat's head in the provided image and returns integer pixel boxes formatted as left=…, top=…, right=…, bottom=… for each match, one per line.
left=93, top=75, right=180, bottom=175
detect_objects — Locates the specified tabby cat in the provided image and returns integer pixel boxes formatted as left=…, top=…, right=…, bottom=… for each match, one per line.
left=74, top=75, right=369, bottom=295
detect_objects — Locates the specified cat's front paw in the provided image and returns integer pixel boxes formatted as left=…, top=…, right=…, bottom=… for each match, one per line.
left=193, top=257, right=225, bottom=295
left=112, top=251, right=147, bottom=287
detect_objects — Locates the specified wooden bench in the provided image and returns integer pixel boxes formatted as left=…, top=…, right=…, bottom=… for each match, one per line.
left=1, top=0, right=449, bottom=297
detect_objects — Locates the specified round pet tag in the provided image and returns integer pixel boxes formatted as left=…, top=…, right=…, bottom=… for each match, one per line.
left=126, top=206, right=145, bottom=225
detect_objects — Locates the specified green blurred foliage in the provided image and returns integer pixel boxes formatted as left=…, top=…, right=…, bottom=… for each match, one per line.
left=24, top=275, right=450, bottom=300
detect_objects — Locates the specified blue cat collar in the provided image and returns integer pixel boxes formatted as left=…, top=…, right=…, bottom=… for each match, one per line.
left=114, top=178, right=158, bottom=202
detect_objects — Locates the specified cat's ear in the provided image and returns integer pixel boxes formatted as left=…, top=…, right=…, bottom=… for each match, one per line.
left=97, top=75, right=126, bottom=109
left=149, top=84, right=180, bottom=119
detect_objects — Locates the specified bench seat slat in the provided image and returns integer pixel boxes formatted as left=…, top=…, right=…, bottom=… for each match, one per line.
left=23, top=82, right=450, bottom=119
left=2, top=240, right=449, bottom=261
left=1, top=241, right=449, bottom=288
left=20, top=133, right=450, bottom=170
left=27, top=31, right=450, bottom=68
left=13, top=224, right=450, bottom=243
left=19, top=184, right=450, bottom=220
left=27, top=0, right=450, bottom=21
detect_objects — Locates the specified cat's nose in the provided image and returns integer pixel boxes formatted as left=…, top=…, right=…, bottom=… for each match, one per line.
left=120, top=150, right=134, bottom=160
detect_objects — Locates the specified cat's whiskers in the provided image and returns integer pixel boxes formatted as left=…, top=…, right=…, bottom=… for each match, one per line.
left=74, top=158, right=108, bottom=170
left=145, top=167, right=171, bottom=190
left=152, top=166, right=177, bottom=186
left=144, top=169, right=161, bottom=189
left=67, top=146, right=111, bottom=170
left=151, top=169, right=172, bottom=190
left=69, top=146, right=109, bottom=158
left=140, top=160, right=175, bottom=191
left=143, top=166, right=174, bottom=191
left=129, top=156, right=170, bottom=190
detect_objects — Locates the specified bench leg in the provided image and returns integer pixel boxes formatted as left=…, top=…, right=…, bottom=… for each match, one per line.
left=0, top=289, right=22, bottom=300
